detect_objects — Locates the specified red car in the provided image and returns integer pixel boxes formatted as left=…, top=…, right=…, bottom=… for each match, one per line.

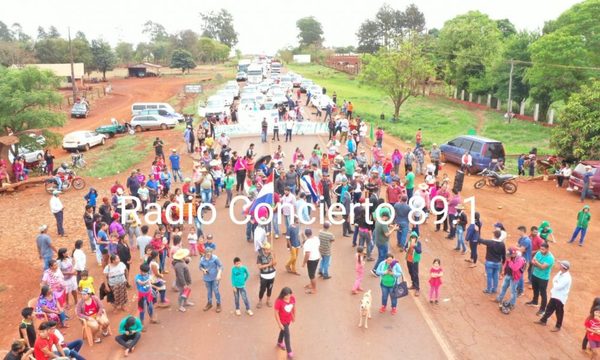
left=568, top=160, right=600, bottom=198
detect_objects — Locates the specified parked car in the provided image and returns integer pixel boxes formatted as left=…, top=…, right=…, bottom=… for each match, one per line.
left=131, top=102, right=182, bottom=120
left=95, top=119, right=129, bottom=137
left=130, top=114, right=178, bottom=132
left=568, top=161, right=600, bottom=198
left=236, top=71, right=248, bottom=81
left=292, top=75, right=303, bottom=87
left=300, top=79, right=314, bottom=93
left=71, top=103, right=89, bottom=118
left=216, top=89, right=235, bottom=106
left=439, top=135, right=506, bottom=173
left=224, top=83, right=240, bottom=98
left=137, top=108, right=184, bottom=122
left=62, top=131, right=106, bottom=151
left=8, top=134, right=46, bottom=164
left=311, top=94, right=334, bottom=110
left=198, top=96, right=231, bottom=118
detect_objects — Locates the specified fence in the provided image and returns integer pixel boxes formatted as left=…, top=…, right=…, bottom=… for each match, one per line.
left=441, top=87, right=558, bottom=126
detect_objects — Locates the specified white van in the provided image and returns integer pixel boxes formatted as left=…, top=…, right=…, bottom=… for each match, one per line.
left=131, top=103, right=184, bottom=121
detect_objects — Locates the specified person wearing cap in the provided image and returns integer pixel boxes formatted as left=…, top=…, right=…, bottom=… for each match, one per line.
left=76, top=288, right=110, bottom=343
left=581, top=165, right=594, bottom=202
left=405, top=231, right=423, bottom=296
left=495, top=247, right=526, bottom=309
left=49, top=191, right=65, bottom=237
left=536, top=260, right=572, bottom=331
left=169, top=149, right=184, bottom=183
left=173, top=248, right=193, bottom=312
left=527, top=242, right=555, bottom=315
left=37, top=225, right=56, bottom=270
left=199, top=248, right=223, bottom=313
left=569, top=205, right=591, bottom=246
left=302, top=228, right=321, bottom=294
left=257, top=242, right=277, bottom=308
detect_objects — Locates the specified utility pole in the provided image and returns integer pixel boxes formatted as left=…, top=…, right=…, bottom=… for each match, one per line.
left=68, top=27, right=77, bottom=103
left=507, top=59, right=514, bottom=115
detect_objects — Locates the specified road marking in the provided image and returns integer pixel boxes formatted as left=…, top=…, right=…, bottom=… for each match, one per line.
left=411, top=295, right=456, bottom=360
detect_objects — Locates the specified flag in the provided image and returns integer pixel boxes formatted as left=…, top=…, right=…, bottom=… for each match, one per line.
left=248, top=182, right=274, bottom=216
left=369, top=123, right=374, bottom=142
left=301, top=175, right=319, bottom=203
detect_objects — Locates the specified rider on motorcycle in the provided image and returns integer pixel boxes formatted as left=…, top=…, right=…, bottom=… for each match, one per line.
left=54, top=163, right=70, bottom=191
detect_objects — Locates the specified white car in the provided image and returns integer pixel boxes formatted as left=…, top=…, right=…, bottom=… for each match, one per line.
left=239, top=97, right=257, bottom=110
left=258, top=83, right=271, bottom=94
left=224, top=83, right=239, bottom=98
left=62, top=131, right=106, bottom=151
left=198, top=96, right=231, bottom=118
left=280, top=81, right=293, bottom=92
left=311, top=94, right=334, bottom=110
left=216, top=89, right=235, bottom=106
left=9, top=134, right=46, bottom=164
left=130, top=114, right=178, bottom=132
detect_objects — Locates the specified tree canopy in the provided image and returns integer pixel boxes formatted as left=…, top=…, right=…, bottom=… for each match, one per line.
left=90, top=39, right=117, bottom=80
left=170, top=49, right=196, bottom=73
left=359, top=37, right=435, bottom=117
left=296, top=17, right=324, bottom=48
left=200, top=9, right=238, bottom=48
left=0, top=67, right=65, bottom=146
left=551, top=80, right=600, bottom=160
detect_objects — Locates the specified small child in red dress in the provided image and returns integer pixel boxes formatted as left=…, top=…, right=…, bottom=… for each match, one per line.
left=428, top=258, right=443, bottom=305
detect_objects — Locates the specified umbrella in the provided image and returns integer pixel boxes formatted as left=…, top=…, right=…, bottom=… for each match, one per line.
left=256, top=155, right=272, bottom=167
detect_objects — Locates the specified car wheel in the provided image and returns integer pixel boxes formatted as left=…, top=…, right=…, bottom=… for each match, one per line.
left=135, top=125, right=142, bottom=132
left=160, top=124, right=168, bottom=130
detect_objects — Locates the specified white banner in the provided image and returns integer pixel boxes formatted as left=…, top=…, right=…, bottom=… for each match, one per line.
left=215, top=120, right=329, bottom=137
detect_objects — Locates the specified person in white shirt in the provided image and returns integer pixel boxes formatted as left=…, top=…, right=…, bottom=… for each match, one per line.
left=73, top=240, right=87, bottom=283
left=137, top=225, right=152, bottom=260
left=254, top=221, right=267, bottom=253
left=50, top=190, right=65, bottom=236
left=461, top=151, right=473, bottom=175
left=535, top=260, right=572, bottom=331
left=218, top=133, right=230, bottom=148
left=285, top=119, right=295, bottom=142
left=302, top=228, right=321, bottom=295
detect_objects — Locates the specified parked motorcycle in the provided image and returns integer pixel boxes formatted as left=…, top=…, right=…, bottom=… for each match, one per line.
left=473, top=169, right=518, bottom=194
left=45, top=170, right=86, bottom=194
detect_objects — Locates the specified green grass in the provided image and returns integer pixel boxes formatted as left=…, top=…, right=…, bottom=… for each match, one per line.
left=81, top=136, right=151, bottom=178
left=289, top=63, right=552, bottom=157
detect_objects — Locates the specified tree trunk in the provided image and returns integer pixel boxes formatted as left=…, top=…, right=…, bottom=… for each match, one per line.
left=102, top=69, right=107, bottom=81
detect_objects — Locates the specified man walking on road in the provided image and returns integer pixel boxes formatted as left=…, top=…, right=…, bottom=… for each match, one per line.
left=536, top=260, right=572, bottom=331
left=285, top=119, right=294, bottom=142
left=318, top=222, right=335, bottom=279
left=302, top=228, right=321, bottom=295
left=36, top=225, right=56, bottom=270
left=169, top=150, right=183, bottom=182
left=393, top=196, right=410, bottom=250
left=199, top=248, right=223, bottom=313
left=50, top=190, right=65, bottom=236
left=261, top=118, right=268, bottom=143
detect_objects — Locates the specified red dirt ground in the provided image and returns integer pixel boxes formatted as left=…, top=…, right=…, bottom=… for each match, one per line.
left=0, top=80, right=596, bottom=360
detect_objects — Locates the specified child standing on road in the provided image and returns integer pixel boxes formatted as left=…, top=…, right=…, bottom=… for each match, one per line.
left=351, top=246, right=365, bottom=295
left=428, top=259, right=443, bottom=304
left=275, top=287, right=296, bottom=358
left=187, top=230, right=198, bottom=256
left=584, top=307, right=600, bottom=358
left=231, top=257, right=253, bottom=316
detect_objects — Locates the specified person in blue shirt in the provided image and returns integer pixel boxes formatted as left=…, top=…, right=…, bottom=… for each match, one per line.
left=517, top=154, right=526, bottom=176
left=516, top=225, right=532, bottom=295
left=581, top=165, right=594, bottom=202
left=199, top=248, right=223, bottom=313
left=146, top=177, right=158, bottom=203
left=169, top=149, right=183, bottom=182
left=84, top=187, right=98, bottom=213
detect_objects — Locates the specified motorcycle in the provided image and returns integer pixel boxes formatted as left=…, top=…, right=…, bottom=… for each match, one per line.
left=71, top=151, right=86, bottom=169
left=473, top=169, right=518, bottom=194
left=45, top=170, right=86, bottom=194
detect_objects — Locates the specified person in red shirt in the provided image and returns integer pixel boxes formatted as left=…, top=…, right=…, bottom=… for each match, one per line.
left=585, top=307, right=600, bottom=356
left=274, top=287, right=296, bottom=358
left=33, top=322, right=65, bottom=360
left=386, top=180, right=402, bottom=204
left=110, top=180, right=125, bottom=195
left=528, top=225, right=545, bottom=282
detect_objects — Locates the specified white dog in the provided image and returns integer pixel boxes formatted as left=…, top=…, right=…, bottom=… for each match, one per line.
left=358, top=290, right=372, bottom=329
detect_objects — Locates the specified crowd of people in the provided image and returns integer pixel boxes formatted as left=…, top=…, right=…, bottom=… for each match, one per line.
left=3, top=87, right=599, bottom=360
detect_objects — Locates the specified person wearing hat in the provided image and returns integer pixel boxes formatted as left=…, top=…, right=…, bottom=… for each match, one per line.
left=453, top=204, right=468, bottom=254
left=49, top=190, right=65, bottom=237
left=495, top=247, right=526, bottom=310
left=536, top=260, right=572, bottom=331
left=36, top=225, right=56, bottom=270
left=173, top=248, right=193, bottom=312
left=581, top=165, right=594, bottom=202
left=406, top=231, right=423, bottom=296
left=257, top=242, right=277, bottom=308
left=199, top=247, right=223, bottom=313
left=75, top=288, right=111, bottom=343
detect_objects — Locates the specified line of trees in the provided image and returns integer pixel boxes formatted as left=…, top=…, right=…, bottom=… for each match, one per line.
left=0, top=8, right=238, bottom=73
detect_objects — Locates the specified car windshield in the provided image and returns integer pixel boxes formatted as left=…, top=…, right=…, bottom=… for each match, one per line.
left=207, top=99, right=225, bottom=107
left=73, top=104, right=86, bottom=110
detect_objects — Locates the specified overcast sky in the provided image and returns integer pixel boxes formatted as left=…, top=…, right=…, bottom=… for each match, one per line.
left=4, top=0, right=582, bottom=54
